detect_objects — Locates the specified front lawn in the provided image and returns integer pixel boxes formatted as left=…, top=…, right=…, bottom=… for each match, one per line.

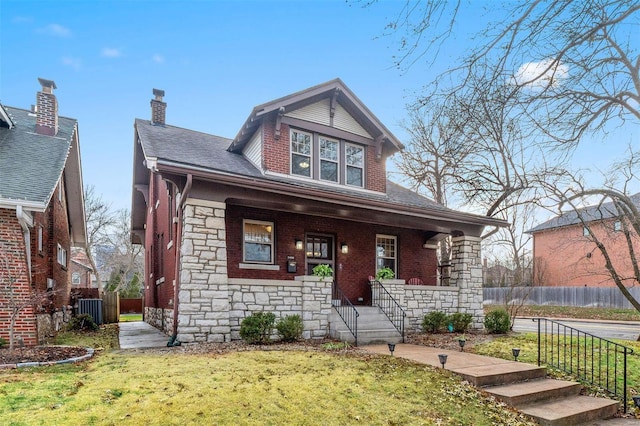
left=1, top=344, right=536, bottom=425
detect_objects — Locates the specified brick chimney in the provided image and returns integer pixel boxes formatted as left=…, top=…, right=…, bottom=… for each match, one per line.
left=150, top=88, right=166, bottom=125
left=36, top=78, right=58, bottom=136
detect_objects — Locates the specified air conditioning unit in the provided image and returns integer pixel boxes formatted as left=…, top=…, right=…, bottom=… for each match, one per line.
left=47, top=278, right=55, bottom=289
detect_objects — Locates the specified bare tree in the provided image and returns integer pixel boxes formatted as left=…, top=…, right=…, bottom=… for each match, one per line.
left=103, top=209, right=144, bottom=296
left=84, top=185, right=117, bottom=290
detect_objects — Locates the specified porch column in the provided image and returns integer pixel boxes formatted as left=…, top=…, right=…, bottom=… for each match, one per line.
left=297, top=276, right=332, bottom=339
left=178, top=200, right=231, bottom=342
left=450, top=236, right=484, bottom=329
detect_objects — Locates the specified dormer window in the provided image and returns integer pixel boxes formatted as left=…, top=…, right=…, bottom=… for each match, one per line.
left=291, top=130, right=312, bottom=177
left=289, top=128, right=365, bottom=188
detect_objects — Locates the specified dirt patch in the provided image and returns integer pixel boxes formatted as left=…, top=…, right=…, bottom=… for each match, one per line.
left=406, top=330, right=498, bottom=351
left=0, top=346, right=89, bottom=365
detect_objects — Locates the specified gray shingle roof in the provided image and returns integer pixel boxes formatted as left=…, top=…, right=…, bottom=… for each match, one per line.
left=528, top=192, right=640, bottom=233
left=135, top=119, right=466, bottom=215
left=0, top=106, right=77, bottom=205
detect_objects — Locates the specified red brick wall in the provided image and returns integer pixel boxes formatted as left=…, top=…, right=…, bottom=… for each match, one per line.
left=533, top=220, right=640, bottom=287
left=144, top=173, right=177, bottom=310
left=0, top=209, right=38, bottom=346
left=261, top=118, right=387, bottom=193
left=30, top=183, right=71, bottom=309
left=225, top=205, right=437, bottom=302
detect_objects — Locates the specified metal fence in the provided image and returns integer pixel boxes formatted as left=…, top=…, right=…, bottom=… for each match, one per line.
left=484, top=286, right=640, bottom=309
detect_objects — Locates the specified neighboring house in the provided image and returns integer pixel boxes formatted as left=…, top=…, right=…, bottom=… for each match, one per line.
left=131, top=79, right=506, bottom=343
left=528, top=193, right=640, bottom=287
left=482, top=259, right=532, bottom=287
left=0, top=78, right=86, bottom=346
left=69, top=248, right=98, bottom=299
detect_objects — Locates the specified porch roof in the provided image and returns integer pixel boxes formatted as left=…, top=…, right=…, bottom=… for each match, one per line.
left=132, top=119, right=507, bottom=243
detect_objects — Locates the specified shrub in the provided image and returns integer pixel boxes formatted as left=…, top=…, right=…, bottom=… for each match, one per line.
left=312, top=264, right=333, bottom=278
left=422, top=311, right=448, bottom=333
left=0, top=337, right=7, bottom=348
left=240, top=312, right=276, bottom=344
left=67, top=313, right=99, bottom=331
left=276, top=315, right=304, bottom=342
left=449, top=312, right=473, bottom=333
left=375, top=267, right=395, bottom=280
left=484, top=309, right=511, bottom=334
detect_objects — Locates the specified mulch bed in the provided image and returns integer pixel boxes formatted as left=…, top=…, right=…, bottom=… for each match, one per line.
left=0, top=346, right=89, bottom=365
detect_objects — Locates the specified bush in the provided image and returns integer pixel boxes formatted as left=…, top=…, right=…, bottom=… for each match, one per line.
left=67, top=313, right=99, bottom=331
left=0, top=337, right=7, bottom=348
left=375, top=267, right=395, bottom=280
left=484, top=309, right=511, bottom=334
left=449, top=312, right=473, bottom=333
left=422, top=311, right=448, bottom=333
left=312, top=264, right=333, bottom=278
left=240, top=312, right=276, bottom=344
left=276, top=315, right=304, bottom=342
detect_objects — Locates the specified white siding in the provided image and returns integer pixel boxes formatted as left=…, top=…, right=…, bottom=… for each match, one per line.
left=334, top=103, right=371, bottom=138
left=285, top=99, right=331, bottom=126
left=242, top=129, right=262, bottom=170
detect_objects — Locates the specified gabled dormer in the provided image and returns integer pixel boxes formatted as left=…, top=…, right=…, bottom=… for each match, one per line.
left=228, top=79, right=403, bottom=194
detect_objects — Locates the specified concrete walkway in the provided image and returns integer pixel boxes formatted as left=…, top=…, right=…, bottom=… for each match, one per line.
left=364, top=344, right=639, bottom=425
left=118, top=321, right=170, bottom=349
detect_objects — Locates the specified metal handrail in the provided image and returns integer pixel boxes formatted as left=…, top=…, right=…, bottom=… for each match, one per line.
left=535, top=317, right=635, bottom=412
left=370, top=279, right=406, bottom=342
left=332, top=283, right=359, bottom=346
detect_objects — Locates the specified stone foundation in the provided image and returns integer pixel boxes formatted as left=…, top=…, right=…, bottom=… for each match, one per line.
left=145, top=307, right=174, bottom=335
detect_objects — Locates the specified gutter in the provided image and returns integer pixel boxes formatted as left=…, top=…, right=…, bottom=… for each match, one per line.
left=15, top=206, right=34, bottom=283
left=171, top=173, right=192, bottom=340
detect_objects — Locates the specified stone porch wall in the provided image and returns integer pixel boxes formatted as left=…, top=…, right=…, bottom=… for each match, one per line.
left=145, top=307, right=173, bottom=335
left=228, top=276, right=332, bottom=340
left=404, top=286, right=460, bottom=332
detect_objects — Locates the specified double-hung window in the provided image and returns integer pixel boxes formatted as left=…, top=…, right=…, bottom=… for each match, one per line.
left=291, top=131, right=312, bottom=177
left=319, top=137, right=339, bottom=182
left=243, top=220, right=274, bottom=263
left=376, top=235, right=397, bottom=275
left=346, top=143, right=364, bottom=187
left=57, top=243, right=67, bottom=267
left=72, top=272, right=81, bottom=285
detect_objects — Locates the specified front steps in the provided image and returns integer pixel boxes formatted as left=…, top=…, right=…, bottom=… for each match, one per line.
left=330, top=306, right=402, bottom=345
left=483, top=368, right=619, bottom=425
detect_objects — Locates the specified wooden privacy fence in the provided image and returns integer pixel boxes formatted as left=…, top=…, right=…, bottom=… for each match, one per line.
left=484, top=286, right=640, bottom=309
left=102, top=291, right=120, bottom=324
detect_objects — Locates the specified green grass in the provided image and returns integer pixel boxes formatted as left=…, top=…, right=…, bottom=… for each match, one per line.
left=49, top=324, right=120, bottom=350
left=119, top=314, right=143, bottom=322
left=1, top=349, right=537, bottom=425
left=472, top=332, right=640, bottom=413
left=485, top=305, right=640, bottom=321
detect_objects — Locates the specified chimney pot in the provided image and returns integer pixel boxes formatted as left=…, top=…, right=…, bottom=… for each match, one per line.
left=150, top=88, right=166, bottom=125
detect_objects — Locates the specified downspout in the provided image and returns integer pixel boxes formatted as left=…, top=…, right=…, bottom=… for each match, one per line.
left=170, top=173, right=192, bottom=343
left=16, top=206, right=32, bottom=283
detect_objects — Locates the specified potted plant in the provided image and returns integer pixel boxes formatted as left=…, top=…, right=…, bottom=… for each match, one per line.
left=375, top=267, right=395, bottom=280
left=312, top=264, right=333, bottom=278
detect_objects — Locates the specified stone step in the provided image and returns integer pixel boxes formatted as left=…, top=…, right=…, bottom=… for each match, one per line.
left=332, top=328, right=403, bottom=345
left=485, top=378, right=582, bottom=406
left=519, top=395, right=618, bottom=426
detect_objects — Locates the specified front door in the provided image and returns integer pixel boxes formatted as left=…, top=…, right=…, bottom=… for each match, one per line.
left=305, top=234, right=334, bottom=276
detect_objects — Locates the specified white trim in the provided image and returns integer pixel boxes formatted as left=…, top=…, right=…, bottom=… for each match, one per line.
left=319, top=135, right=339, bottom=183
left=167, top=240, right=174, bottom=250
left=239, top=263, right=280, bottom=271
left=0, top=199, right=47, bottom=211
left=242, top=219, right=275, bottom=264
left=290, top=128, right=313, bottom=178
left=345, top=142, right=364, bottom=188
left=263, top=170, right=383, bottom=196
left=376, top=234, right=397, bottom=276
left=156, top=277, right=165, bottom=285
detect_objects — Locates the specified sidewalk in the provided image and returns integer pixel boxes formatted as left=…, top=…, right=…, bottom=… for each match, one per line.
left=118, top=321, right=169, bottom=349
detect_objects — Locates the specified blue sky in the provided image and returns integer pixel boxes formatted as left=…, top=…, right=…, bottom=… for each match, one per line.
left=1, top=0, right=636, bottom=214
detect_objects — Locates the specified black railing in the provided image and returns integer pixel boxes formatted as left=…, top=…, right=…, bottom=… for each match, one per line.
left=332, top=283, right=359, bottom=346
left=535, top=318, right=634, bottom=412
left=370, top=279, right=406, bottom=342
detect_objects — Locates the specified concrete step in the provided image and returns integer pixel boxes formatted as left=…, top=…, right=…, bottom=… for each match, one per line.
left=519, top=395, right=619, bottom=426
left=485, top=378, right=582, bottom=406
left=456, top=361, right=547, bottom=387
left=330, top=306, right=402, bottom=345
left=332, top=328, right=403, bottom=345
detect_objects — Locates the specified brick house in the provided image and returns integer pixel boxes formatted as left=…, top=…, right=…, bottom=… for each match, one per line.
left=70, top=248, right=98, bottom=299
left=528, top=193, right=640, bottom=287
left=0, top=78, right=86, bottom=346
left=131, top=79, right=506, bottom=344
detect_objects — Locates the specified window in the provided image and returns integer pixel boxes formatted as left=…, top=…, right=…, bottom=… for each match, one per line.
left=57, top=244, right=67, bottom=267
left=346, top=143, right=364, bottom=187
left=243, top=220, right=274, bottom=263
left=58, top=181, right=63, bottom=202
left=291, top=130, right=312, bottom=177
left=319, top=137, right=339, bottom=182
left=72, top=272, right=81, bottom=285
left=614, top=220, right=622, bottom=232
left=376, top=235, right=397, bottom=275
left=37, top=225, right=43, bottom=253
